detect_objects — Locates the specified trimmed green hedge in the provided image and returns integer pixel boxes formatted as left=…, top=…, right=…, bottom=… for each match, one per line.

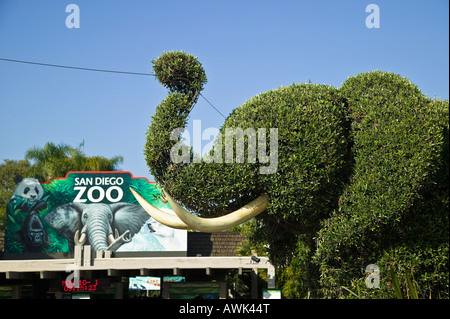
left=156, top=83, right=353, bottom=266
left=144, top=52, right=449, bottom=298
left=315, top=71, right=449, bottom=298
left=151, top=50, right=206, bottom=96
left=145, top=51, right=207, bottom=185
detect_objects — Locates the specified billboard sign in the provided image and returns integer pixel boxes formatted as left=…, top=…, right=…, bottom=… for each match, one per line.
left=4, top=171, right=187, bottom=256
left=263, top=290, right=281, bottom=299
left=129, top=276, right=161, bottom=290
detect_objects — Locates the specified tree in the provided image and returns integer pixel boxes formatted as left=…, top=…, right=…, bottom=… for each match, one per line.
left=0, top=160, right=35, bottom=232
left=25, top=142, right=123, bottom=181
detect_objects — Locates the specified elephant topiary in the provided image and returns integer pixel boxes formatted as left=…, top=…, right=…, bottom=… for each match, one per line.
left=139, top=52, right=353, bottom=236
left=134, top=52, right=448, bottom=294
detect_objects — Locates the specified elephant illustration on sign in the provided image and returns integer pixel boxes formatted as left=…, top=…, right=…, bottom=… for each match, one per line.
left=44, top=202, right=150, bottom=252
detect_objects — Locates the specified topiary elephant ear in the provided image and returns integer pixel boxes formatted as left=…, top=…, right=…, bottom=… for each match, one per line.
left=110, top=203, right=150, bottom=237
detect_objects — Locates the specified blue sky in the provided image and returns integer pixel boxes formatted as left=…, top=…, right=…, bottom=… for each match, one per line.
left=0, top=0, right=448, bottom=181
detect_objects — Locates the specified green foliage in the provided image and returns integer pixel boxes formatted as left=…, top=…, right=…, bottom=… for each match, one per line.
left=151, top=50, right=207, bottom=97
left=155, top=82, right=353, bottom=268
left=145, top=51, right=207, bottom=187
left=25, top=142, right=123, bottom=181
left=3, top=194, right=68, bottom=254
left=277, top=237, right=319, bottom=299
left=315, top=71, right=449, bottom=298
left=231, top=221, right=267, bottom=257
left=339, top=244, right=448, bottom=299
left=388, top=266, right=422, bottom=299
left=145, top=92, right=193, bottom=185
left=384, top=245, right=448, bottom=299
left=144, top=51, right=449, bottom=298
left=0, top=159, right=36, bottom=232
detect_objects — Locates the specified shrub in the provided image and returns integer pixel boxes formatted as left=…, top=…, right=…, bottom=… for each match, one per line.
left=145, top=52, right=449, bottom=298
left=151, top=50, right=207, bottom=96
left=161, top=83, right=353, bottom=267
left=145, top=51, right=207, bottom=185
left=315, top=71, right=449, bottom=298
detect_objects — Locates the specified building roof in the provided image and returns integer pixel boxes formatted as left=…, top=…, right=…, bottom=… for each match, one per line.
left=187, top=232, right=246, bottom=257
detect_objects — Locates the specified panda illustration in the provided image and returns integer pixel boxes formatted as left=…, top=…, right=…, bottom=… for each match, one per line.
left=10, top=175, right=47, bottom=212
left=8, top=175, right=49, bottom=253
left=12, top=175, right=43, bottom=202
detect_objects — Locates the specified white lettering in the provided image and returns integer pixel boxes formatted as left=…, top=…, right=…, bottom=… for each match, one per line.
left=65, top=4, right=80, bottom=29
left=202, top=127, right=222, bottom=164
left=88, top=186, right=104, bottom=203
left=258, top=128, right=278, bottom=175
left=74, top=178, right=93, bottom=186
left=365, top=4, right=380, bottom=29
left=74, top=184, right=124, bottom=203
left=170, top=128, right=191, bottom=164
left=179, top=303, right=213, bottom=316
left=65, top=264, right=80, bottom=288
left=169, top=121, right=278, bottom=174
left=105, top=186, right=123, bottom=202
left=73, top=186, right=87, bottom=203
left=365, top=264, right=380, bottom=288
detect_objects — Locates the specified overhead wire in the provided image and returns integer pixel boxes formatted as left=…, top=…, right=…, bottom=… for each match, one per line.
left=199, top=93, right=226, bottom=119
left=0, top=57, right=155, bottom=76
left=0, top=57, right=226, bottom=118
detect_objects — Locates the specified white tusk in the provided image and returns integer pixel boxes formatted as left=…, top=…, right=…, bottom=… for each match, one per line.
left=74, top=230, right=87, bottom=246
left=108, top=234, right=115, bottom=245
left=130, top=188, right=269, bottom=232
left=130, top=188, right=190, bottom=230
left=163, top=190, right=269, bottom=233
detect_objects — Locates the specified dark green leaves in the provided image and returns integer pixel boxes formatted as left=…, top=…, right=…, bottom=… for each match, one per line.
left=144, top=52, right=449, bottom=298
left=151, top=51, right=207, bottom=97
